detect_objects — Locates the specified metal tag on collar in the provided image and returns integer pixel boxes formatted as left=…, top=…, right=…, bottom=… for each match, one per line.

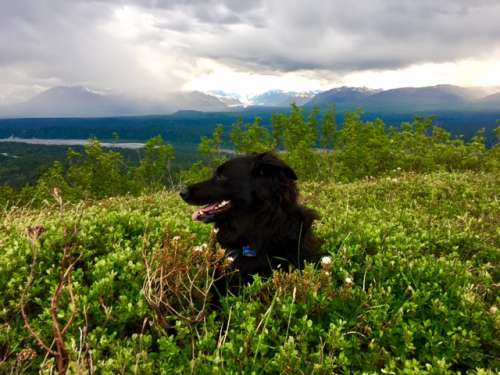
left=242, top=245, right=257, bottom=257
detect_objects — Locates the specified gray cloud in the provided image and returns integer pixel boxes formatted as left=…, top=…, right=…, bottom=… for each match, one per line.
left=173, top=0, right=500, bottom=72
left=104, top=0, right=265, bottom=24
left=0, top=0, right=499, bottom=103
left=0, top=0, right=191, bottom=103
left=96, top=0, right=500, bottom=71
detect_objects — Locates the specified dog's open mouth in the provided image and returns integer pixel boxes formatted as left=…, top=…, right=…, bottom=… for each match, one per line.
left=192, top=200, right=232, bottom=222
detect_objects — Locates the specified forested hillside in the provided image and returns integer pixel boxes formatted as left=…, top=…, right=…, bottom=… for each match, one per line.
left=1, top=105, right=499, bottom=206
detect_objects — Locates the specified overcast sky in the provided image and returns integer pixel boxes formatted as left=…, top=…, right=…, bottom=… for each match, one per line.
left=1, top=0, right=500, bottom=104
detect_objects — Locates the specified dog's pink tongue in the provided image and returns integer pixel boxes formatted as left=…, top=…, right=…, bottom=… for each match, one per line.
left=192, top=208, right=204, bottom=221
left=192, top=204, right=214, bottom=221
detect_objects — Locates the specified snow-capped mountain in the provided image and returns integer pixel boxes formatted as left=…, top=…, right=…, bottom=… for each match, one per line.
left=249, top=90, right=318, bottom=107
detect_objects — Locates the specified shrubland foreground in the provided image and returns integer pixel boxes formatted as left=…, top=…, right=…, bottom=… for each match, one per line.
left=0, top=171, right=498, bottom=374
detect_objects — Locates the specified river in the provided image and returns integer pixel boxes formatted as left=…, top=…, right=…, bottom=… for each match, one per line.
left=0, top=136, right=145, bottom=149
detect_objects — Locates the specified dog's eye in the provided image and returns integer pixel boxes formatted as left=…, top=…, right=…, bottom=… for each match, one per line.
left=215, top=173, right=227, bottom=182
left=214, top=166, right=227, bottom=181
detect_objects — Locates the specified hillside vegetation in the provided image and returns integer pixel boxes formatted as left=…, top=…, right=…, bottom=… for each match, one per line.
left=1, top=106, right=499, bottom=373
left=1, top=170, right=499, bottom=373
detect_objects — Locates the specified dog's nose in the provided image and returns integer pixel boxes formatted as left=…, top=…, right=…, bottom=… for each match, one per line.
left=179, top=187, right=191, bottom=201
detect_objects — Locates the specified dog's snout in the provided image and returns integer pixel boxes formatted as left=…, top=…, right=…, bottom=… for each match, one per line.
left=180, top=187, right=191, bottom=201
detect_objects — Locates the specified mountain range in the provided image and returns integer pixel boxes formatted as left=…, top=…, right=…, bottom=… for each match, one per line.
left=0, top=84, right=498, bottom=118
left=304, top=85, right=500, bottom=112
left=0, top=87, right=228, bottom=118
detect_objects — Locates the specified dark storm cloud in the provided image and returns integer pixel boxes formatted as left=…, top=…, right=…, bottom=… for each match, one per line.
left=169, top=0, right=500, bottom=72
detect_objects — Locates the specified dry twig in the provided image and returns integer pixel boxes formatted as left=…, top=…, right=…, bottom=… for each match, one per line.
left=142, top=229, right=232, bottom=331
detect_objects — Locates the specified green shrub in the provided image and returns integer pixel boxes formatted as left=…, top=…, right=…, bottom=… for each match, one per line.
left=1, top=172, right=498, bottom=373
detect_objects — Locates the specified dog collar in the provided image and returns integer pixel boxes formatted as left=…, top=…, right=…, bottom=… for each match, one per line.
left=242, top=245, right=257, bottom=257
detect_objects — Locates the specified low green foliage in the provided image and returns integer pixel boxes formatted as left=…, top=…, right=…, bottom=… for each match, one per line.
left=1, top=172, right=498, bottom=373
left=0, top=108, right=499, bottom=373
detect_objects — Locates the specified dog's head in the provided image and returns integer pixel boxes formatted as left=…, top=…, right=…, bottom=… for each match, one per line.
left=180, top=152, right=298, bottom=223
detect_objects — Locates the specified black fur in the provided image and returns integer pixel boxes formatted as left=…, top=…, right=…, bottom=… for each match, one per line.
left=180, top=152, right=319, bottom=292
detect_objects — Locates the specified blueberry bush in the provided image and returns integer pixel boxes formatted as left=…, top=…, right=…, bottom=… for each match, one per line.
left=1, top=171, right=498, bottom=373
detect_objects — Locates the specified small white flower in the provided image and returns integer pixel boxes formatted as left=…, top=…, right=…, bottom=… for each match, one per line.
left=345, top=276, right=354, bottom=285
left=321, top=256, right=332, bottom=265
left=226, top=256, right=235, bottom=264
left=321, top=256, right=332, bottom=271
left=490, top=306, right=498, bottom=315
left=193, top=245, right=203, bottom=253
left=212, top=227, right=219, bottom=234
left=201, top=243, right=208, bottom=250
left=172, top=236, right=181, bottom=241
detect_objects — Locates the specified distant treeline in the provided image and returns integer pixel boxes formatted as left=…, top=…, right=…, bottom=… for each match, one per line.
left=1, top=105, right=499, bottom=207
left=1, top=107, right=500, bottom=145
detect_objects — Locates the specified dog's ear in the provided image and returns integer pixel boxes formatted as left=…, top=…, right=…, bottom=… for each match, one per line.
left=252, top=152, right=297, bottom=180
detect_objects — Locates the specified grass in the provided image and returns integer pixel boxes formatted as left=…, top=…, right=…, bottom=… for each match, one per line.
left=0, top=171, right=499, bottom=374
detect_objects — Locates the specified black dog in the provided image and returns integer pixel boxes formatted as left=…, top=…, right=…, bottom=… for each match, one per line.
left=180, top=152, right=319, bottom=292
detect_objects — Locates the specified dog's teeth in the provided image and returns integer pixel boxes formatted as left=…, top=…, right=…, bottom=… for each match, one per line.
left=212, top=200, right=230, bottom=210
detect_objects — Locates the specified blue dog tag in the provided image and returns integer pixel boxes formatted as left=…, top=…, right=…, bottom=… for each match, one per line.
left=242, top=245, right=257, bottom=257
